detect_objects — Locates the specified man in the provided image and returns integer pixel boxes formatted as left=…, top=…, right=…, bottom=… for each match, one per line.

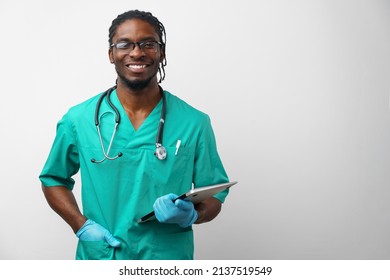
left=39, top=10, right=229, bottom=260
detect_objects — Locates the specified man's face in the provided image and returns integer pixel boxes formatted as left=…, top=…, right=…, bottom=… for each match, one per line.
left=109, top=19, right=164, bottom=90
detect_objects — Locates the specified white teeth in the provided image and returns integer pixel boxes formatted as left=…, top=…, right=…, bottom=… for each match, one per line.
left=128, top=65, right=146, bottom=69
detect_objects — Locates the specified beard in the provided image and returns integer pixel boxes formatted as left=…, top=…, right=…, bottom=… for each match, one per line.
left=116, top=66, right=158, bottom=91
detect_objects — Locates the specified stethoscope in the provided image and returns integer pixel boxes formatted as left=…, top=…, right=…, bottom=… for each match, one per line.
left=91, top=86, right=167, bottom=164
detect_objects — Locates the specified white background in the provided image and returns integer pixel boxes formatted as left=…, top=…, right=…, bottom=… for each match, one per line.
left=0, top=0, right=389, bottom=260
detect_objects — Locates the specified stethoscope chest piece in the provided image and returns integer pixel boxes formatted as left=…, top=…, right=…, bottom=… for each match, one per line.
left=155, top=144, right=167, bottom=160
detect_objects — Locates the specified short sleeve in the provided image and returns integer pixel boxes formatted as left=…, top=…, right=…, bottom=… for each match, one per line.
left=193, top=115, right=229, bottom=203
left=39, top=113, right=80, bottom=190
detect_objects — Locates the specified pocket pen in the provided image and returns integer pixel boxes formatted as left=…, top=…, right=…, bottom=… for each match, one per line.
left=175, top=140, right=181, bottom=155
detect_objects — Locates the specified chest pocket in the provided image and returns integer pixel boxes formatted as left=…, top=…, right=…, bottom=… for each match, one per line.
left=148, top=146, right=194, bottom=196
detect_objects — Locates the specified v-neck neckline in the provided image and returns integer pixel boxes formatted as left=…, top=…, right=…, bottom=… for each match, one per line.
left=111, top=89, right=163, bottom=133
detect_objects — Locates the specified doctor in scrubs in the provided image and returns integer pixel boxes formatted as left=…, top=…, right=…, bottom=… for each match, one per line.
left=39, top=10, right=229, bottom=260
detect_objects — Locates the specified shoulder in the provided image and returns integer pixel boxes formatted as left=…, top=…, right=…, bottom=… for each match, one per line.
left=67, top=93, right=101, bottom=117
left=54, top=92, right=104, bottom=134
left=164, top=90, right=210, bottom=124
left=59, top=92, right=102, bottom=124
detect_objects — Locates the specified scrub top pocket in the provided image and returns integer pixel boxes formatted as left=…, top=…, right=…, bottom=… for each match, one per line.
left=76, top=240, right=115, bottom=260
left=149, top=146, right=194, bottom=196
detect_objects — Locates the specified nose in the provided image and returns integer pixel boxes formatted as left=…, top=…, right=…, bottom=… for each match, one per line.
left=129, top=43, right=144, bottom=57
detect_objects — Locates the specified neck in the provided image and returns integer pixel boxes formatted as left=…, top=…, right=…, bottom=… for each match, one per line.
left=116, top=80, right=161, bottom=112
left=115, top=80, right=162, bottom=130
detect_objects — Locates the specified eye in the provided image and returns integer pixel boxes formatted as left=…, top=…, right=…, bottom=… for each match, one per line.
left=116, top=42, right=132, bottom=49
left=142, top=41, right=157, bottom=49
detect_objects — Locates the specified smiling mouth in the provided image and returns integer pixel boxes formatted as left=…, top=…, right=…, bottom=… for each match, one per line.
left=127, top=64, right=147, bottom=69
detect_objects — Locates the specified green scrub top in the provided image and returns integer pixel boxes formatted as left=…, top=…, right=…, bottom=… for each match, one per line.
left=39, top=89, right=229, bottom=260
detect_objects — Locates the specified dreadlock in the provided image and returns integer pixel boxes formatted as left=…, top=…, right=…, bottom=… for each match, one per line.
left=108, top=10, right=167, bottom=83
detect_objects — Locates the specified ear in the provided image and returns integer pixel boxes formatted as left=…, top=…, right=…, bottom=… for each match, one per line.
left=159, top=47, right=166, bottom=63
left=108, top=48, right=114, bottom=64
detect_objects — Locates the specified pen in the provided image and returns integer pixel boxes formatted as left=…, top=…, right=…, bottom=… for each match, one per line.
left=175, top=140, right=181, bottom=155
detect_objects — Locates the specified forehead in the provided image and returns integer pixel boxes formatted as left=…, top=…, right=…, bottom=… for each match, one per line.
left=113, top=19, right=159, bottom=42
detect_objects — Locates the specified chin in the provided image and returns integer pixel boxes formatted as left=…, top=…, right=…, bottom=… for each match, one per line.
left=120, top=75, right=155, bottom=91
left=118, top=70, right=158, bottom=91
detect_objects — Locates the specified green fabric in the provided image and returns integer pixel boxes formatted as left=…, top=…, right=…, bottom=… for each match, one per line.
left=39, top=90, right=229, bottom=260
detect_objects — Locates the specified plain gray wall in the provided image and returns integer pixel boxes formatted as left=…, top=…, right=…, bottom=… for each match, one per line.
left=0, top=0, right=389, bottom=259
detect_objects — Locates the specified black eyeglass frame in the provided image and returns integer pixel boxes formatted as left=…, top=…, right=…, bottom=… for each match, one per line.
left=110, top=41, right=163, bottom=53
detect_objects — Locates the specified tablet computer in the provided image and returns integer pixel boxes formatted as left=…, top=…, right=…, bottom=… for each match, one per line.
left=137, top=181, right=237, bottom=223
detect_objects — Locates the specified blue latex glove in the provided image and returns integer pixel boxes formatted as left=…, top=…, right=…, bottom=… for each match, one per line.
left=76, top=219, right=121, bottom=248
left=153, top=193, right=198, bottom=228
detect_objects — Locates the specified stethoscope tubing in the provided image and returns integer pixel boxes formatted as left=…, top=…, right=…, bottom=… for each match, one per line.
left=91, top=86, right=166, bottom=163
left=94, top=86, right=120, bottom=126
left=155, top=92, right=166, bottom=145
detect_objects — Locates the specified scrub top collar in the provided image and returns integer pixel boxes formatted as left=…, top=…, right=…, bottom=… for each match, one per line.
left=100, top=88, right=165, bottom=135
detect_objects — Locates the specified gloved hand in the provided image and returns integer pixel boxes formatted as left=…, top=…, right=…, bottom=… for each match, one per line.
left=76, top=219, right=121, bottom=248
left=153, top=193, right=198, bottom=228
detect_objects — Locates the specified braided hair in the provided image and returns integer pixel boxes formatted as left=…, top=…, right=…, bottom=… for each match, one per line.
left=109, top=10, right=167, bottom=83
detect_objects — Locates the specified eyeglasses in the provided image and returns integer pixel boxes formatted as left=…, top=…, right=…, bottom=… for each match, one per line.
left=110, top=41, right=162, bottom=53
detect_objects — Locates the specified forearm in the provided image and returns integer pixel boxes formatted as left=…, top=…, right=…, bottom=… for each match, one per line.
left=194, top=197, right=222, bottom=224
left=41, top=185, right=87, bottom=233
